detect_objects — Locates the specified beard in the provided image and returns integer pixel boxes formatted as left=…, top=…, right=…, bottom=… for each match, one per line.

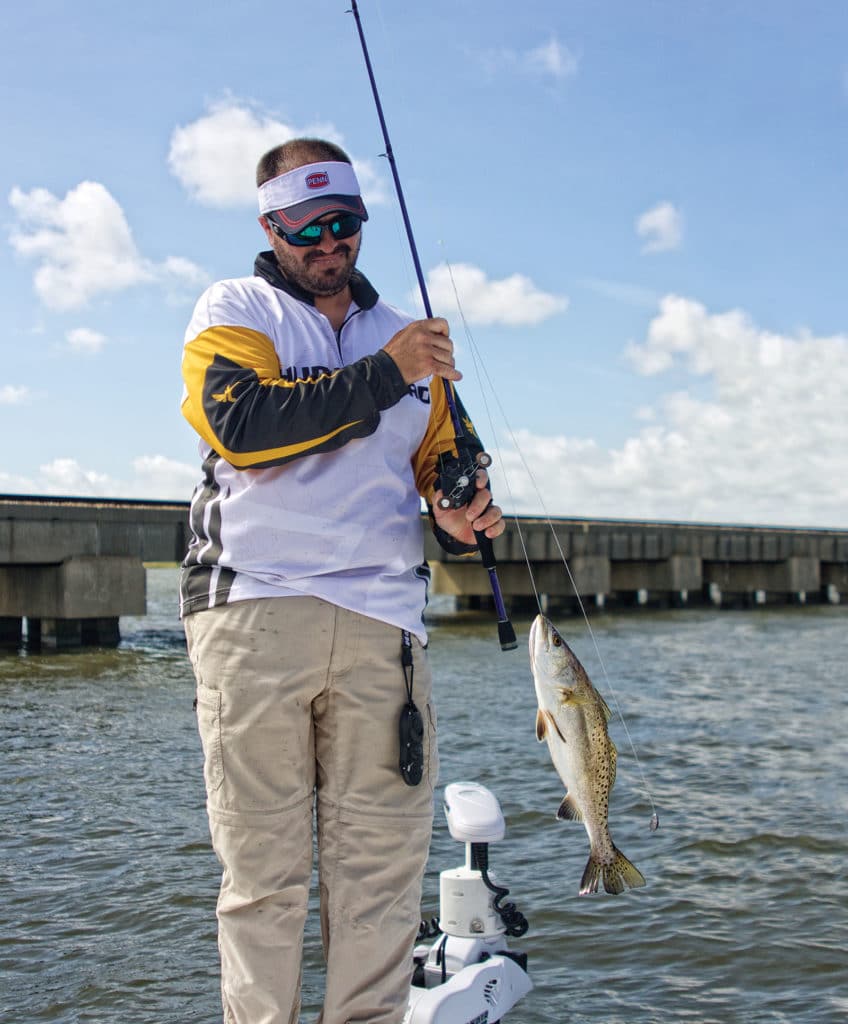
left=272, top=234, right=361, bottom=297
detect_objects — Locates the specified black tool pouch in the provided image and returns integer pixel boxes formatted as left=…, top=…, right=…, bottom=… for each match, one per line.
left=399, top=631, right=423, bottom=786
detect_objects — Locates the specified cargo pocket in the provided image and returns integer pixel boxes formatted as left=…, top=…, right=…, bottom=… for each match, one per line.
left=195, top=683, right=224, bottom=793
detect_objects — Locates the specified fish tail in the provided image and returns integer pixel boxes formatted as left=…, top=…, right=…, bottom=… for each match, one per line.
left=579, top=846, right=646, bottom=896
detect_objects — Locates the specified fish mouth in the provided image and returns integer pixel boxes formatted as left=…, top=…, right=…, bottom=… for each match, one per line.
left=529, top=613, right=554, bottom=668
left=528, top=614, right=540, bottom=669
left=530, top=613, right=574, bottom=673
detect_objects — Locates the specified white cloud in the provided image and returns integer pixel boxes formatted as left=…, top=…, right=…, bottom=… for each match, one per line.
left=158, top=256, right=211, bottom=287
left=168, top=101, right=295, bottom=207
left=9, top=182, right=153, bottom=310
left=636, top=201, right=683, bottom=253
left=43, top=458, right=112, bottom=495
left=0, top=385, right=32, bottom=405
left=422, top=262, right=568, bottom=326
left=0, top=469, right=37, bottom=492
left=477, top=37, right=578, bottom=81
left=167, top=99, right=390, bottom=209
left=0, top=455, right=198, bottom=500
left=66, top=327, right=107, bottom=354
left=625, top=294, right=796, bottom=379
left=156, top=256, right=214, bottom=305
left=578, top=277, right=659, bottom=308
left=129, top=455, right=199, bottom=498
left=8, top=182, right=209, bottom=311
left=524, top=38, right=579, bottom=79
left=489, top=295, right=848, bottom=528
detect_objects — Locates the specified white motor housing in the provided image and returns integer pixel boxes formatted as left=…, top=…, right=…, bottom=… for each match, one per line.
left=443, top=781, right=505, bottom=844
left=439, top=866, right=505, bottom=938
left=405, top=952, right=532, bottom=1024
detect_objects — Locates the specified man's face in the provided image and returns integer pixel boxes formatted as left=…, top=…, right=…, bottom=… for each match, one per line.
left=262, top=212, right=362, bottom=297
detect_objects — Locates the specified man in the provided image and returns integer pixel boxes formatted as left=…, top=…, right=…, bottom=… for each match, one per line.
left=180, top=137, right=503, bottom=1024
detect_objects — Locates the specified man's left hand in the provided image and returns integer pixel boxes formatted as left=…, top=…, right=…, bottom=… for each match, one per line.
left=432, top=470, right=505, bottom=547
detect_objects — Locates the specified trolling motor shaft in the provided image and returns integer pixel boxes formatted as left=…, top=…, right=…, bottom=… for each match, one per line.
left=350, top=0, right=516, bottom=651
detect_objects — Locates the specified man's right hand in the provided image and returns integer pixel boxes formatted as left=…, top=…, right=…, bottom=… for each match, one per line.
left=382, top=318, right=463, bottom=385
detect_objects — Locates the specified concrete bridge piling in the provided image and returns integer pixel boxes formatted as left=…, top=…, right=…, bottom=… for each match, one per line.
left=0, top=496, right=188, bottom=651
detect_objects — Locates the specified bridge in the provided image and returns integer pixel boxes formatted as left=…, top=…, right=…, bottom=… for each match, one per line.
left=1, top=494, right=846, bottom=649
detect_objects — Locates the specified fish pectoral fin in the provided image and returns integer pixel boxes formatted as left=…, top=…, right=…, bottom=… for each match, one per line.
left=556, top=794, right=583, bottom=823
left=557, top=686, right=597, bottom=712
left=537, top=709, right=566, bottom=743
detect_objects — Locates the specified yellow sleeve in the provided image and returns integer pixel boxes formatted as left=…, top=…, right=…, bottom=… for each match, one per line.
left=181, top=324, right=407, bottom=469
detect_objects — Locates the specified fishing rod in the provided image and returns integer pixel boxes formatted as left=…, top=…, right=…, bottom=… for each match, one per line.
left=349, top=0, right=517, bottom=651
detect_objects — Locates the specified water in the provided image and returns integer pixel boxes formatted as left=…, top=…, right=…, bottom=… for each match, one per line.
left=2, top=569, right=846, bottom=1023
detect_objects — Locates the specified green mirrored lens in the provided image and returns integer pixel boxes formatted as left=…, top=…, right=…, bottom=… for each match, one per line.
left=331, top=214, right=361, bottom=238
left=279, top=213, right=362, bottom=246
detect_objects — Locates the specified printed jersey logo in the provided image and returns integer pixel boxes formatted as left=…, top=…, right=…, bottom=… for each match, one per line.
left=282, top=365, right=332, bottom=382
left=279, top=367, right=429, bottom=399
left=305, top=172, right=330, bottom=190
left=212, top=383, right=239, bottom=403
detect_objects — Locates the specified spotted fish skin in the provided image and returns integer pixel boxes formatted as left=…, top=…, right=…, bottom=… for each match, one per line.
left=530, top=614, right=646, bottom=896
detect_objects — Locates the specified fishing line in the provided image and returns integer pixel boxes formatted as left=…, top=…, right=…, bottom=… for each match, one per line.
left=350, top=0, right=517, bottom=651
left=437, top=248, right=542, bottom=614
left=440, top=253, right=660, bottom=832
left=349, top=0, right=657, bottom=828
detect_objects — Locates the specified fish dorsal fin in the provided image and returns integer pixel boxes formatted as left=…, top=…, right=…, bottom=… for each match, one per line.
left=556, top=794, right=583, bottom=822
left=598, top=692, right=612, bottom=721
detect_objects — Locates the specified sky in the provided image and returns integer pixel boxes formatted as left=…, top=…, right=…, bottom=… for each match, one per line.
left=2, top=0, right=847, bottom=528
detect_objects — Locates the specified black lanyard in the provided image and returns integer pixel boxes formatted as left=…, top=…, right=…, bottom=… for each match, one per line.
left=398, top=630, right=423, bottom=786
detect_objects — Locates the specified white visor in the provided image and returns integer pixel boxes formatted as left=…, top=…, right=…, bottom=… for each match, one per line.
left=257, top=161, right=368, bottom=228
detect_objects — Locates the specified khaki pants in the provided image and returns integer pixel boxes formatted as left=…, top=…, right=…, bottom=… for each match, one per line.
left=184, top=596, right=438, bottom=1024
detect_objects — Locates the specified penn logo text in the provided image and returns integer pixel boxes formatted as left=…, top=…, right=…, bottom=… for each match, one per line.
left=305, top=172, right=330, bottom=189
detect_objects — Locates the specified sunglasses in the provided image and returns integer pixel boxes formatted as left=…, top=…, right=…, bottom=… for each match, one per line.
left=267, top=211, right=363, bottom=247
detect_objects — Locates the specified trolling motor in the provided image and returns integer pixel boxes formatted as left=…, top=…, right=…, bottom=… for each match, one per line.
left=404, top=782, right=532, bottom=1024
left=350, top=0, right=517, bottom=652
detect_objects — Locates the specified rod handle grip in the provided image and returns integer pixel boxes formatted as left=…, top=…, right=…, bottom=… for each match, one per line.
left=473, top=528, right=497, bottom=572
left=474, top=529, right=518, bottom=650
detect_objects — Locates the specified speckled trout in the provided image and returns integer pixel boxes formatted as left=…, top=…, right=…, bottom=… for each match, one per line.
left=530, top=614, right=646, bottom=896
